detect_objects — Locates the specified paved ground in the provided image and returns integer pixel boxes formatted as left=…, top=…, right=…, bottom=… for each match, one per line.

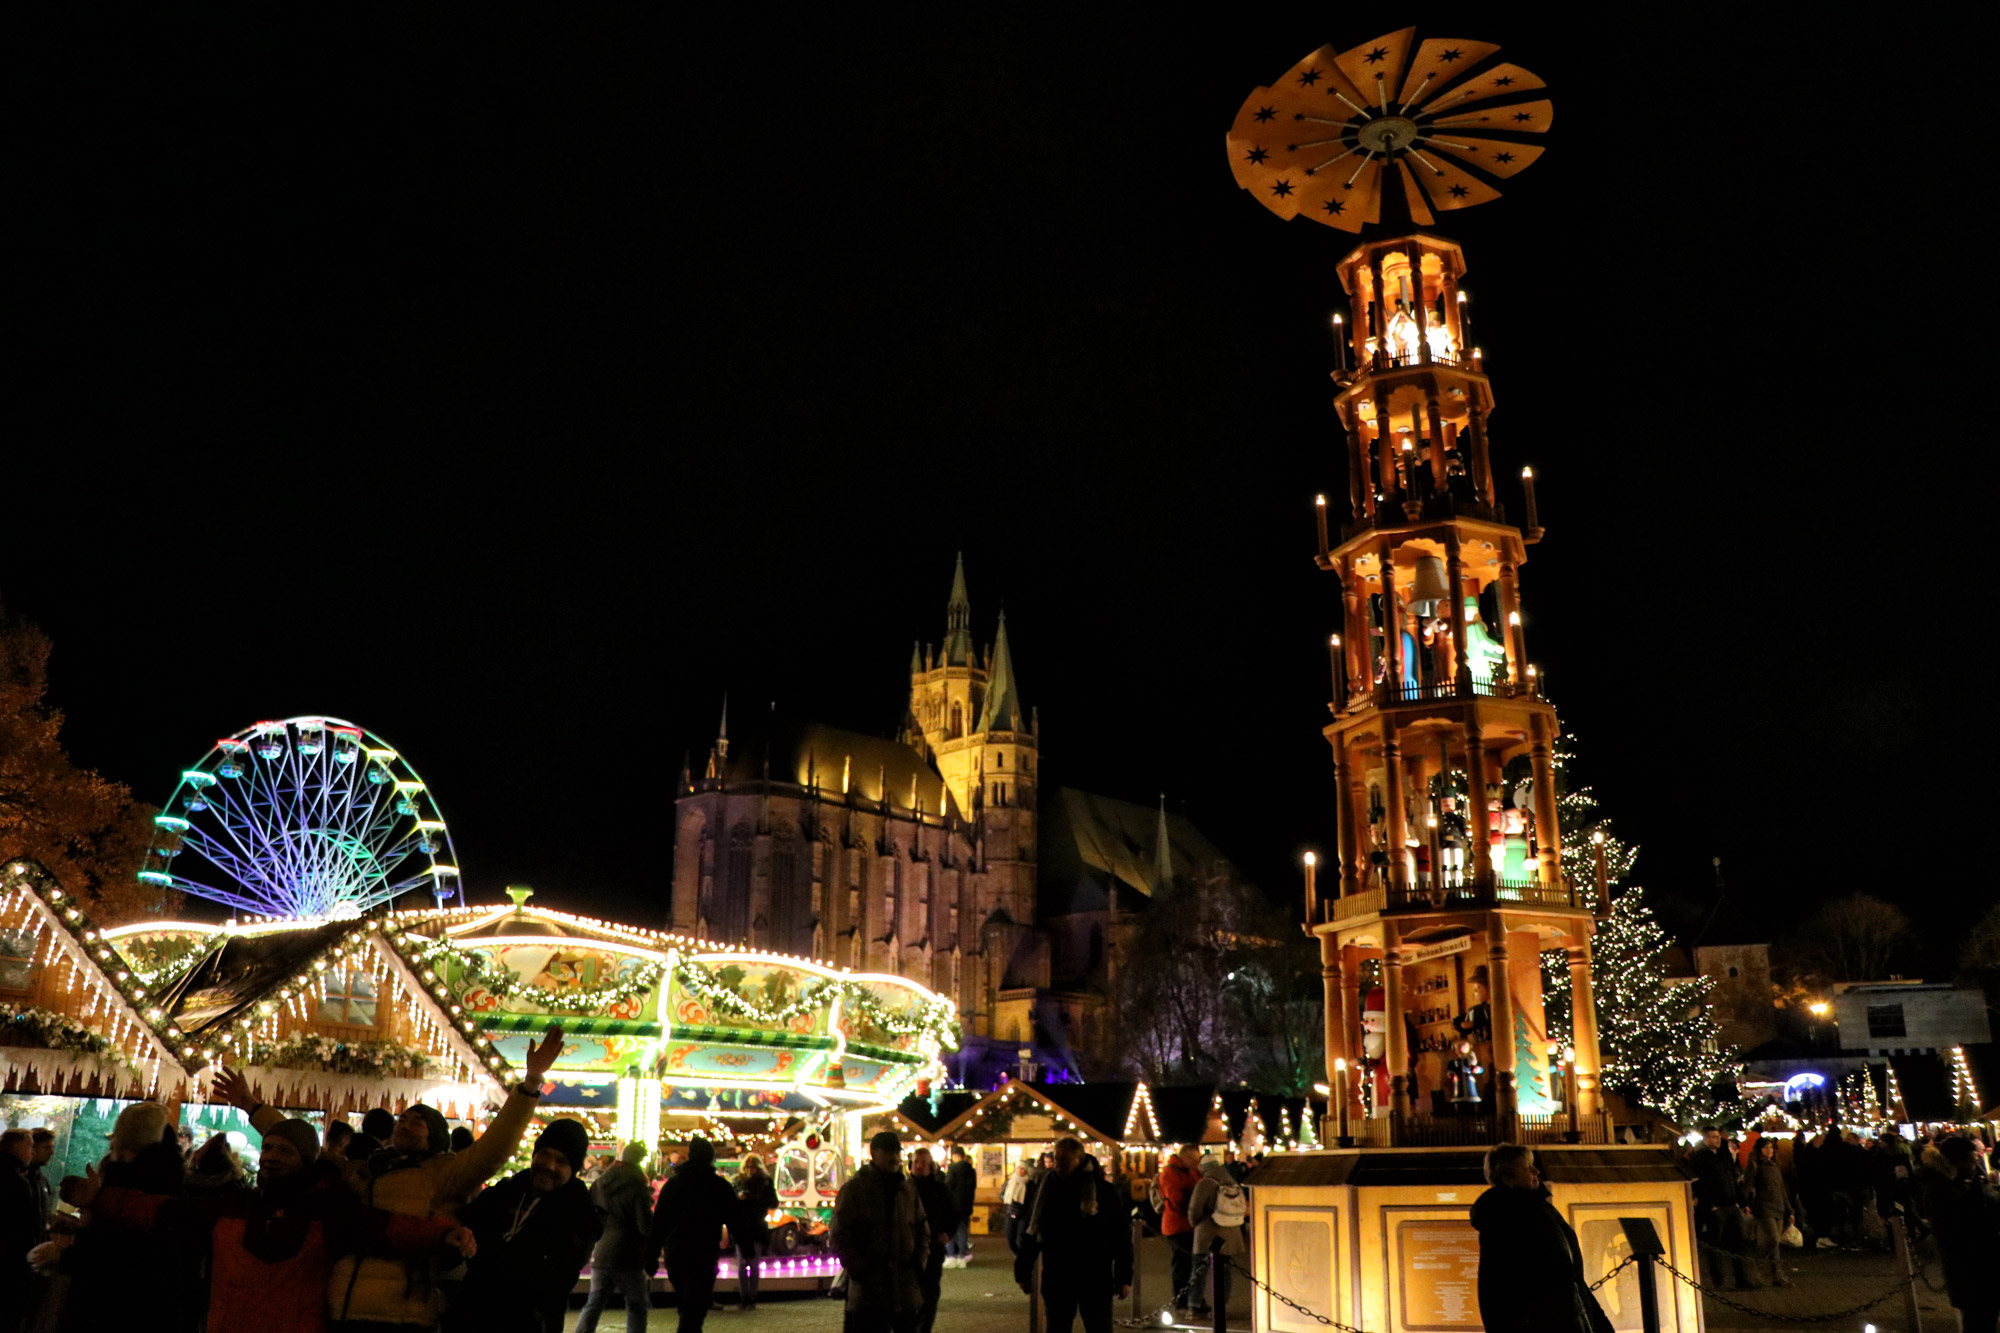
left=560, top=1235, right=1249, bottom=1333
left=560, top=1232, right=1957, bottom=1332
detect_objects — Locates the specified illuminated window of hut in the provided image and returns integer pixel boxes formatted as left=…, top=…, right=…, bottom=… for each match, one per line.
left=0, top=930, right=39, bottom=994
left=316, top=968, right=379, bottom=1027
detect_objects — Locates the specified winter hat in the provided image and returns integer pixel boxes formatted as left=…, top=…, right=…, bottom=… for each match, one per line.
left=408, top=1104, right=451, bottom=1154
left=263, top=1118, right=320, bottom=1161
left=360, top=1107, right=396, bottom=1140
left=686, top=1136, right=716, bottom=1167
left=450, top=1126, right=474, bottom=1153
left=110, top=1102, right=173, bottom=1158
left=536, top=1118, right=590, bottom=1171
left=620, top=1141, right=647, bottom=1167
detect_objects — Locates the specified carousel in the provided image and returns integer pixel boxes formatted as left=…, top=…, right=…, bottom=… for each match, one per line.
left=2, top=717, right=954, bottom=1199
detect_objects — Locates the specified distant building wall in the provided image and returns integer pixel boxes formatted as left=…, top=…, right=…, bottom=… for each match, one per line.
left=1833, top=983, right=1992, bottom=1055
left=1693, top=943, right=1778, bottom=1053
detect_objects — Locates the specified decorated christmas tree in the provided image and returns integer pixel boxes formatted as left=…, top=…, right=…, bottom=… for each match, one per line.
left=1542, top=886, right=1745, bottom=1127
left=1512, top=1008, right=1553, bottom=1115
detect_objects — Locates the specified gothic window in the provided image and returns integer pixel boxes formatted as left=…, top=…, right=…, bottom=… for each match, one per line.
left=995, top=753, right=1004, bottom=769
left=715, top=827, right=753, bottom=942
left=949, top=703, right=963, bottom=739
left=771, top=834, right=804, bottom=952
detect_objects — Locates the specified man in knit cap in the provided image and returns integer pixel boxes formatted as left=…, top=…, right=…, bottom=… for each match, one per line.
left=445, top=1117, right=602, bottom=1332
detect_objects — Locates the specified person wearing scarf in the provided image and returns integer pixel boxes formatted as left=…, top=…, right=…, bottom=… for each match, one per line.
left=1013, top=1139, right=1131, bottom=1333
left=443, top=1119, right=602, bottom=1333
left=67, top=1117, right=473, bottom=1333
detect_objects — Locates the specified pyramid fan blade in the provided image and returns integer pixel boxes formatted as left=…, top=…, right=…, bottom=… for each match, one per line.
left=1420, top=137, right=1545, bottom=178
left=1430, top=98, right=1554, bottom=135
left=1397, top=40, right=1502, bottom=106
left=1396, top=160, right=1436, bottom=227
left=1335, top=28, right=1418, bottom=113
left=1411, top=154, right=1502, bottom=212
left=1419, top=64, right=1548, bottom=116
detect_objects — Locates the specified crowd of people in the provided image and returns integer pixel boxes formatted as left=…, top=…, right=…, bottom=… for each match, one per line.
left=0, top=1025, right=853, bottom=1333
left=1685, top=1123, right=2000, bottom=1330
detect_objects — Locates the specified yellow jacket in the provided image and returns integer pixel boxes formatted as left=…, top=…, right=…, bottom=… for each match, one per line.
left=250, top=1088, right=538, bottom=1327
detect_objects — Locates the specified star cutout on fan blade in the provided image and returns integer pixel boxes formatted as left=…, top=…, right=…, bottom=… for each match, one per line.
left=1323, top=199, right=1346, bottom=215
left=1254, top=106, right=1276, bottom=122
left=1448, top=184, right=1469, bottom=198
left=1493, top=151, right=1515, bottom=163
left=1512, top=111, right=1533, bottom=122
left=1364, top=47, right=1388, bottom=63
left=1439, top=48, right=1462, bottom=61
left=1299, top=69, right=1322, bottom=85
left=1270, top=179, right=1294, bottom=196
left=1246, top=147, right=1269, bottom=164
left=1493, top=76, right=1515, bottom=86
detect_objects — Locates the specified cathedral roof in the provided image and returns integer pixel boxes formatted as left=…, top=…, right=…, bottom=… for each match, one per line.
left=713, top=718, right=959, bottom=819
left=1038, top=787, right=1233, bottom=914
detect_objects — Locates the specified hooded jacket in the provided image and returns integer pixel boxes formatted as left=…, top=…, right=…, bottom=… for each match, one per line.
left=1157, top=1156, right=1200, bottom=1237
left=1468, top=1183, right=1612, bottom=1333
left=251, top=1089, right=540, bottom=1327
left=1187, top=1160, right=1247, bottom=1257
left=589, top=1160, right=654, bottom=1270
left=446, top=1168, right=602, bottom=1333
left=652, top=1153, right=740, bottom=1270
left=94, top=1160, right=459, bottom=1333
left=831, top=1163, right=929, bottom=1315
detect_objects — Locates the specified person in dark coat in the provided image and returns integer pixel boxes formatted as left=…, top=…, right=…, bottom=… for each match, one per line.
left=446, top=1118, right=604, bottom=1333
left=48, top=1103, right=190, bottom=1333
left=907, top=1149, right=957, bottom=1333
left=2, top=1131, right=42, bottom=1333
left=1014, top=1138, right=1132, bottom=1333
left=1919, top=1137, right=2000, bottom=1333
left=1470, top=1143, right=1612, bottom=1333
left=942, top=1147, right=977, bottom=1266
left=831, top=1132, right=929, bottom=1333
left=577, top=1141, right=655, bottom=1333
left=732, top=1153, right=780, bottom=1311
left=1686, top=1128, right=1750, bottom=1287
left=649, top=1136, right=739, bottom=1333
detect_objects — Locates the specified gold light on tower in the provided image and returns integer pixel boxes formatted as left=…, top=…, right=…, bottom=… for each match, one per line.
left=1227, top=30, right=1551, bottom=233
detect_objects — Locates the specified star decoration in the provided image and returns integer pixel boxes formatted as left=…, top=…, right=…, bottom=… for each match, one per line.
left=1439, top=48, right=1463, bottom=62
left=1254, top=106, right=1276, bottom=123
left=1245, top=147, right=1269, bottom=164
left=1364, top=47, right=1389, bottom=63
left=1323, top=199, right=1346, bottom=215
left=1448, top=184, right=1469, bottom=198
left=1270, top=179, right=1294, bottom=197
left=1293, top=113, right=1305, bottom=121
left=1299, top=69, right=1322, bottom=85
left=1512, top=111, right=1533, bottom=122
left=1493, top=76, right=1515, bottom=86
left=1493, top=151, right=1516, bottom=164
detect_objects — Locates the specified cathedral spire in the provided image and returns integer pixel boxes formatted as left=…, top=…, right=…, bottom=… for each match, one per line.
left=1153, top=793, right=1175, bottom=893
left=715, top=693, right=730, bottom=760
left=943, top=552, right=974, bottom=666
left=977, top=610, right=1025, bottom=732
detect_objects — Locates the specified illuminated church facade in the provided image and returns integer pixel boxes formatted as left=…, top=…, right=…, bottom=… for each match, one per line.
left=670, top=557, right=1233, bottom=1081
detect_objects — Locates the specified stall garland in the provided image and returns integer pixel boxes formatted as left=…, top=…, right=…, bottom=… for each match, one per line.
left=675, top=959, right=958, bottom=1049
left=413, top=937, right=667, bottom=1015
left=254, top=1033, right=439, bottom=1079
left=1, top=1001, right=121, bottom=1058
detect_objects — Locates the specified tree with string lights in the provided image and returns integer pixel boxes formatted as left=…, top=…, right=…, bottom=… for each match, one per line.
left=1545, top=886, right=1745, bottom=1127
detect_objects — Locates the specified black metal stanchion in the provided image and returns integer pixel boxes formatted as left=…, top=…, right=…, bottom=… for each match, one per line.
left=1888, top=1214, right=1924, bottom=1333
left=1130, top=1217, right=1144, bottom=1321
left=1210, top=1242, right=1226, bottom=1333
left=1616, top=1216, right=1665, bottom=1333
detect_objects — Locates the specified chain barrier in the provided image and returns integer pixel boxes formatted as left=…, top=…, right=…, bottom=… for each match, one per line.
left=1671, top=1236, right=1912, bottom=1324
left=1586, top=1253, right=1638, bottom=1292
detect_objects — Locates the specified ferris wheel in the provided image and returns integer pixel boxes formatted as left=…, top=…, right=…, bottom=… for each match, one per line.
left=137, top=716, right=460, bottom=920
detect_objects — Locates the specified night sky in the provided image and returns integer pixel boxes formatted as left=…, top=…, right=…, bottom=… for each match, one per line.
left=8, top=11, right=1986, bottom=969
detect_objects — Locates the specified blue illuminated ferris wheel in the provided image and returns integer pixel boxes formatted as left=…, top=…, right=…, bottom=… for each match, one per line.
left=137, top=716, right=461, bottom=919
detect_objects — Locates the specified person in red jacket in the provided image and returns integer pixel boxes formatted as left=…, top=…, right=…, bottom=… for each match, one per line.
left=1156, top=1144, right=1203, bottom=1316
left=65, top=1116, right=473, bottom=1333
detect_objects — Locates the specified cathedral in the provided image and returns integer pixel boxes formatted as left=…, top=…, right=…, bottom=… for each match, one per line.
left=670, top=557, right=1238, bottom=1082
